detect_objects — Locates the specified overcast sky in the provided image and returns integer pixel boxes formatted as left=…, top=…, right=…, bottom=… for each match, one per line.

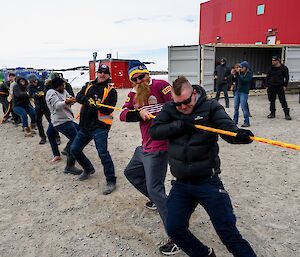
left=0, top=0, right=209, bottom=71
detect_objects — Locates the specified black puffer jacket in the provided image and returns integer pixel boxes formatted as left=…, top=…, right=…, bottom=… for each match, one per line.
left=13, top=77, right=31, bottom=107
left=150, top=85, right=242, bottom=180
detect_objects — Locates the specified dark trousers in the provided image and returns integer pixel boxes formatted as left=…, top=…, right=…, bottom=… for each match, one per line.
left=0, top=95, right=9, bottom=115
left=36, top=108, right=59, bottom=139
left=55, top=121, right=80, bottom=167
left=46, top=123, right=60, bottom=157
left=124, top=146, right=168, bottom=229
left=215, top=83, right=229, bottom=107
left=267, top=86, right=289, bottom=114
left=167, top=175, right=256, bottom=257
left=71, top=127, right=116, bottom=183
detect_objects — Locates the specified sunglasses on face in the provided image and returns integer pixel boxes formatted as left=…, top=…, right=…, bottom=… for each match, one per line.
left=173, top=90, right=194, bottom=107
left=131, top=73, right=146, bottom=82
left=98, top=70, right=110, bottom=74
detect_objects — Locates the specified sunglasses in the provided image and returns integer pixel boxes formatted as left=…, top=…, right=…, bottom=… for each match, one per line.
left=173, top=90, right=194, bottom=106
left=98, top=70, right=110, bottom=74
left=131, top=73, right=146, bottom=82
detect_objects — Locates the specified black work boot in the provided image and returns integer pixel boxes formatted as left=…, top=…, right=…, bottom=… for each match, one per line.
left=39, top=137, right=47, bottom=145
left=64, top=166, right=83, bottom=175
left=284, top=108, right=292, bottom=120
left=267, top=112, right=275, bottom=119
left=79, top=168, right=95, bottom=181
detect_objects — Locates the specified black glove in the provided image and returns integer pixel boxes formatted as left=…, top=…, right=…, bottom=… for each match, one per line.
left=182, top=116, right=196, bottom=131
left=235, top=129, right=254, bottom=144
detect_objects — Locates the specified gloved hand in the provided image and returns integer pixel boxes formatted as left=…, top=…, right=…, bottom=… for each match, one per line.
left=235, top=128, right=254, bottom=144
left=36, top=91, right=45, bottom=97
left=88, top=98, right=96, bottom=107
left=182, top=116, right=196, bottom=131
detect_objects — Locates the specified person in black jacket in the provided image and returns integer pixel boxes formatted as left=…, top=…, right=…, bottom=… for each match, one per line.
left=71, top=64, right=118, bottom=195
left=13, top=77, right=37, bottom=137
left=214, top=57, right=231, bottom=108
left=28, top=74, right=60, bottom=144
left=149, top=76, right=256, bottom=257
left=266, top=56, right=291, bottom=120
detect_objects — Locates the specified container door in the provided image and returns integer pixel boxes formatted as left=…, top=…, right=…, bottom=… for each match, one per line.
left=168, top=45, right=201, bottom=85
left=267, top=36, right=276, bottom=45
left=200, top=45, right=215, bottom=92
left=284, top=46, right=300, bottom=83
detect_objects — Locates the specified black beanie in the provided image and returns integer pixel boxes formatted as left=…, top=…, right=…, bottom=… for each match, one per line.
left=51, top=77, right=65, bottom=89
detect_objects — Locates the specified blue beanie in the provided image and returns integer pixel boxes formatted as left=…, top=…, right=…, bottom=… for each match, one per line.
left=240, top=61, right=250, bottom=69
left=128, top=60, right=150, bottom=81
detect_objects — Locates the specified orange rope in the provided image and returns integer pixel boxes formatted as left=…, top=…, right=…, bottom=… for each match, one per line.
left=75, top=102, right=300, bottom=152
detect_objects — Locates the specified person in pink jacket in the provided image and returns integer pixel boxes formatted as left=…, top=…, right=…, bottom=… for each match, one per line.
left=120, top=60, right=180, bottom=255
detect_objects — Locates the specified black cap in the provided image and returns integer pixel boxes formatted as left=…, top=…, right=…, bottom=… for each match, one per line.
left=97, top=64, right=110, bottom=74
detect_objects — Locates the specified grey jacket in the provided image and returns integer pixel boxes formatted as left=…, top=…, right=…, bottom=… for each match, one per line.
left=46, top=89, right=74, bottom=127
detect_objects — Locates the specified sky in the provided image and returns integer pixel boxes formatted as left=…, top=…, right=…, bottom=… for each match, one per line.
left=0, top=0, right=209, bottom=71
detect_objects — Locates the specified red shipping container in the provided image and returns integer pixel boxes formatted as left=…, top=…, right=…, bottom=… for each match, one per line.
left=89, top=59, right=133, bottom=88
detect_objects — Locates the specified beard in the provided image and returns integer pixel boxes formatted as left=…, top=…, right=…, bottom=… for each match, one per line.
left=135, top=78, right=151, bottom=107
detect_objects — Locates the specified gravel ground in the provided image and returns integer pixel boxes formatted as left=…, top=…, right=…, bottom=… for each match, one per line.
left=0, top=89, right=299, bottom=257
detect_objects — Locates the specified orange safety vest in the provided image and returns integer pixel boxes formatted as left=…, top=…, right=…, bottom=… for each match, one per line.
left=96, top=85, right=113, bottom=125
left=83, top=83, right=114, bottom=126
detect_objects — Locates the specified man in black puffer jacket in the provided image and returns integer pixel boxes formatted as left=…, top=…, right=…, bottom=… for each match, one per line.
left=150, top=76, right=256, bottom=257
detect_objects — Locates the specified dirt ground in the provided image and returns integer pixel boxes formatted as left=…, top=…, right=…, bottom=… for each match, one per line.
left=0, top=89, right=299, bottom=257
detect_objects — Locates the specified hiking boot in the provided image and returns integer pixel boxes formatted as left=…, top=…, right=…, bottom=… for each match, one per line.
left=267, top=113, right=275, bottom=119
left=159, top=239, right=181, bottom=255
left=78, top=169, right=95, bottom=181
left=24, top=127, right=34, bottom=137
left=284, top=108, right=292, bottom=120
left=102, top=182, right=116, bottom=195
left=285, top=114, right=292, bottom=120
left=208, top=248, right=216, bottom=257
left=145, top=201, right=157, bottom=210
left=30, top=123, right=37, bottom=134
left=241, top=123, right=250, bottom=127
left=39, top=137, right=47, bottom=144
left=64, top=166, right=83, bottom=175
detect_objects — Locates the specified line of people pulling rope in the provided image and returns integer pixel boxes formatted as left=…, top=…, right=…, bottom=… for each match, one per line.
left=2, top=60, right=266, bottom=257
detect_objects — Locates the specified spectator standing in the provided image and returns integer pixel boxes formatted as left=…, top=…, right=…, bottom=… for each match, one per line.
left=214, top=58, right=231, bottom=108
left=266, top=56, right=291, bottom=120
left=233, top=61, right=253, bottom=127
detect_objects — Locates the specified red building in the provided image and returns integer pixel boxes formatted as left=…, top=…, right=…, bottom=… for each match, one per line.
left=199, top=0, right=300, bottom=45
left=89, top=59, right=132, bottom=88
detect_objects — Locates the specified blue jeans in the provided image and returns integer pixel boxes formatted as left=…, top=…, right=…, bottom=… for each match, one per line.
left=71, top=127, right=116, bottom=183
left=234, top=92, right=250, bottom=125
left=13, top=105, right=36, bottom=128
left=167, top=175, right=256, bottom=257
left=46, top=123, right=60, bottom=157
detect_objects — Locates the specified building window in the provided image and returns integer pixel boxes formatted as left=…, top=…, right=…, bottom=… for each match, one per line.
left=226, top=12, right=232, bottom=22
left=257, top=4, right=265, bottom=15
